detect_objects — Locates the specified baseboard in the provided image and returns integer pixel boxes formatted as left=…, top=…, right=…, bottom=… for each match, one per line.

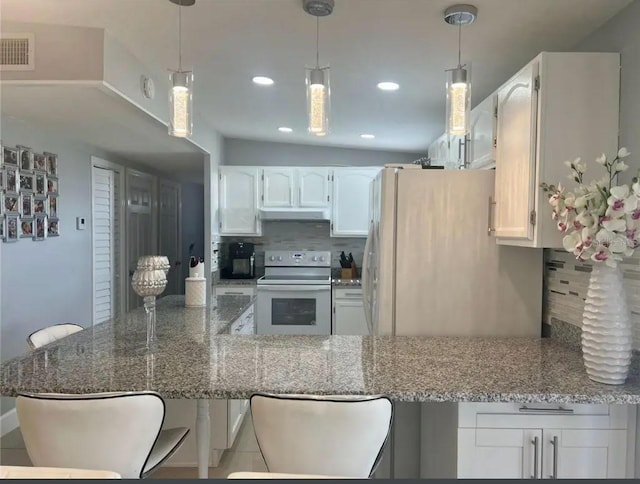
left=0, top=408, right=18, bottom=437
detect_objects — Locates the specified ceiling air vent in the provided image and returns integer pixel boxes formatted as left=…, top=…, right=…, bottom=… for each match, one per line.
left=1, top=33, right=35, bottom=71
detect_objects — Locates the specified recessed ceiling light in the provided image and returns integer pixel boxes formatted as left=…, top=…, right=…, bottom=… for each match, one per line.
left=252, top=76, right=274, bottom=86
left=278, top=127, right=293, bottom=133
left=360, top=134, right=375, bottom=139
left=377, top=81, right=400, bottom=91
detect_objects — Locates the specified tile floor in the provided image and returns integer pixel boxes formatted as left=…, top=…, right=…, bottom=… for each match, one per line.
left=0, top=414, right=267, bottom=478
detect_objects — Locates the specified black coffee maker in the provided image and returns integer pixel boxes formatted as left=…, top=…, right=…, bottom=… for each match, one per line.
left=221, top=242, right=255, bottom=279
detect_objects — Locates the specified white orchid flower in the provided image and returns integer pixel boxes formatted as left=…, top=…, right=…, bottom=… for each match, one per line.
left=564, top=160, right=573, bottom=169
left=602, top=217, right=627, bottom=232
left=576, top=211, right=595, bottom=227
left=595, top=153, right=607, bottom=165
left=632, top=181, right=640, bottom=196
left=563, top=232, right=582, bottom=253
left=614, top=161, right=629, bottom=173
left=618, top=147, right=631, bottom=158
left=607, top=185, right=638, bottom=215
left=576, top=161, right=587, bottom=174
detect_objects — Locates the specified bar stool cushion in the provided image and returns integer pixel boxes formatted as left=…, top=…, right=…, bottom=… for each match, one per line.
left=27, top=324, right=84, bottom=349
left=0, top=465, right=121, bottom=479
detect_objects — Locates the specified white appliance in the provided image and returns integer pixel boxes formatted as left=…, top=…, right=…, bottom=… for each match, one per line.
left=256, top=250, right=332, bottom=335
left=362, top=167, right=543, bottom=337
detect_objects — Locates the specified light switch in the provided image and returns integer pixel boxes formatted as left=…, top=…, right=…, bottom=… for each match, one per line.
left=76, top=217, right=86, bottom=230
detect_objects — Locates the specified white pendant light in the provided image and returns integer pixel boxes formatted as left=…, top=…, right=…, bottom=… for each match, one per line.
left=168, top=0, right=195, bottom=138
left=304, top=0, right=334, bottom=137
left=444, top=4, right=476, bottom=138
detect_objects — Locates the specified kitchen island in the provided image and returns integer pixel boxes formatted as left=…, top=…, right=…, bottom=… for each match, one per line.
left=2, top=295, right=640, bottom=477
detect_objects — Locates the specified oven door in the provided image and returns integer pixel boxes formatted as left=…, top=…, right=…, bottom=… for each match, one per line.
left=256, top=284, right=331, bottom=335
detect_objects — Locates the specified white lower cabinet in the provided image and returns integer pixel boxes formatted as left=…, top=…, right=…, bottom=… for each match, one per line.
left=422, top=402, right=634, bottom=479
left=332, top=288, right=368, bottom=335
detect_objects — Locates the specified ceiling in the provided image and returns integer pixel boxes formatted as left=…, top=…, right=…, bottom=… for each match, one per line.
left=0, top=0, right=633, bottom=153
left=1, top=84, right=205, bottom=182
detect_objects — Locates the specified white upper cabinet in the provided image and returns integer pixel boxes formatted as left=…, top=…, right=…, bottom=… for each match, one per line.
left=491, top=52, right=620, bottom=248
left=219, top=166, right=261, bottom=236
left=331, top=167, right=379, bottom=237
left=493, top=61, right=539, bottom=240
left=262, top=168, right=295, bottom=208
left=469, top=94, right=497, bottom=170
left=297, top=168, right=330, bottom=207
left=261, top=167, right=330, bottom=209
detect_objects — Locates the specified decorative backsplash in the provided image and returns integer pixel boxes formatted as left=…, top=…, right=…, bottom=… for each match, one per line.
left=544, top=249, right=640, bottom=349
left=221, top=220, right=366, bottom=272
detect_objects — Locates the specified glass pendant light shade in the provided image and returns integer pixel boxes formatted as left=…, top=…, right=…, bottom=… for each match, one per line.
left=446, top=66, right=471, bottom=137
left=169, top=70, right=193, bottom=138
left=306, top=67, right=330, bottom=136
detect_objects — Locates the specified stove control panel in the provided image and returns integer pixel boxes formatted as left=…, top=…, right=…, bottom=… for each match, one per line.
left=264, top=250, right=331, bottom=267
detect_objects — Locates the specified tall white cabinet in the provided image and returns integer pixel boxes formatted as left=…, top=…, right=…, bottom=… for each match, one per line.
left=469, top=94, right=496, bottom=170
left=218, top=166, right=261, bottom=236
left=331, top=168, right=380, bottom=237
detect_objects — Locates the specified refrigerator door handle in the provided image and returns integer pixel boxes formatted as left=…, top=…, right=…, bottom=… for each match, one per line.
left=362, top=220, right=373, bottom=335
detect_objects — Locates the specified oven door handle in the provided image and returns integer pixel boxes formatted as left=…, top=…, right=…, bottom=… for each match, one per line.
left=257, top=285, right=331, bottom=292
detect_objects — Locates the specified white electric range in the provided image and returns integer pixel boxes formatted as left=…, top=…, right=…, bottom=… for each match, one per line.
left=256, top=250, right=332, bottom=335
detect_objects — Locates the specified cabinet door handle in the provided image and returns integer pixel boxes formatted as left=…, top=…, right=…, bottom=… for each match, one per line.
left=299, top=186, right=302, bottom=205
left=487, top=197, right=496, bottom=235
left=224, top=291, right=245, bottom=295
left=550, top=435, right=559, bottom=479
left=531, top=436, right=539, bottom=479
left=519, top=406, right=574, bottom=415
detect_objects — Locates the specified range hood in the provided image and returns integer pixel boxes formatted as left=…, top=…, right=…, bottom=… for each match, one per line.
left=259, top=208, right=330, bottom=221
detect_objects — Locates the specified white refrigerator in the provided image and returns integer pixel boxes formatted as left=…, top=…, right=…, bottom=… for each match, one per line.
left=362, top=166, right=543, bottom=337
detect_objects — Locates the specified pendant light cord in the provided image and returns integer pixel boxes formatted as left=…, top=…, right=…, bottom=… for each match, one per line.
left=178, top=1, right=183, bottom=71
left=316, top=16, right=320, bottom=68
left=457, top=20, right=462, bottom=68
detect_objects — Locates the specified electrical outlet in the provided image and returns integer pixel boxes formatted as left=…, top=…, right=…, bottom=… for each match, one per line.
left=76, top=217, right=86, bottom=230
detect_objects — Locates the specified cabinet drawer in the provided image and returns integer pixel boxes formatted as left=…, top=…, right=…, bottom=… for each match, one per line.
left=333, top=288, right=363, bottom=299
left=215, top=286, right=255, bottom=297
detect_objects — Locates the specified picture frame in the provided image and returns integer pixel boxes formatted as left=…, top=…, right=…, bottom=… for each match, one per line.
left=48, top=195, right=58, bottom=218
left=47, top=176, right=59, bottom=195
left=35, top=173, right=46, bottom=196
left=21, top=193, right=33, bottom=217
left=33, top=196, right=46, bottom=215
left=6, top=166, right=19, bottom=193
left=33, top=153, right=47, bottom=173
left=18, top=146, right=34, bottom=172
left=33, top=215, right=47, bottom=241
left=0, top=216, right=4, bottom=241
left=45, top=152, right=58, bottom=176
left=6, top=215, right=19, bottom=242
left=19, top=172, right=34, bottom=192
left=3, top=146, right=18, bottom=167
left=0, top=170, right=4, bottom=190
left=4, top=194, right=19, bottom=214
left=47, top=218, right=59, bottom=237
left=20, top=218, right=33, bottom=238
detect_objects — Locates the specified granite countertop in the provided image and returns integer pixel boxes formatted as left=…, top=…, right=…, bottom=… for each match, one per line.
left=215, top=278, right=259, bottom=286
left=332, top=278, right=362, bottom=287
left=3, top=312, right=640, bottom=403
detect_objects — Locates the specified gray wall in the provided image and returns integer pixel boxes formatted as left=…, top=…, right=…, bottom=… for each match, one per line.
left=181, top=183, right=205, bottom=286
left=575, top=0, right=640, bottom=181
left=223, top=138, right=424, bottom=167
left=544, top=0, right=640, bottom=343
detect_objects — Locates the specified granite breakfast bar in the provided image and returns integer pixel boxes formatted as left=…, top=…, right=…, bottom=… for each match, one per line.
left=3, top=295, right=640, bottom=477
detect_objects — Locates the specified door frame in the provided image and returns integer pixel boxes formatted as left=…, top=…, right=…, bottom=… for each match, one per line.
left=90, top=156, right=126, bottom=325
left=158, top=178, right=183, bottom=294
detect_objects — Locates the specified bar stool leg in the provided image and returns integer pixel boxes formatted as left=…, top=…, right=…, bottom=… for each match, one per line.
left=196, top=400, right=210, bottom=478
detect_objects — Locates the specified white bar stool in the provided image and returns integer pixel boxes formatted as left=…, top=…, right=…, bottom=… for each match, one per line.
left=27, top=324, right=84, bottom=349
left=0, top=465, right=121, bottom=479
left=16, top=391, right=189, bottom=479
left=249, top=394, right=393, bottom=478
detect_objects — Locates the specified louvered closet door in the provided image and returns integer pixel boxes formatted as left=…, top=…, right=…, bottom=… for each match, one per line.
left=92, top=167, right=119, bottom=324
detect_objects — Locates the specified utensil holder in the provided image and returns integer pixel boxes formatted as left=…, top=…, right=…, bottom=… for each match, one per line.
left=341, top=267, right=358, bottom=279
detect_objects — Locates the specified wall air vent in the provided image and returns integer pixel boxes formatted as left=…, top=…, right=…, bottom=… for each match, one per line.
left=1, top=33, right=35, bottom=71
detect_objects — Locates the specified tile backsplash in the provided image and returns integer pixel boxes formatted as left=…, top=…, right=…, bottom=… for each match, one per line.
left=220, top=221, right=366, bottom=273
left=544, top=249, right=640, bottom=350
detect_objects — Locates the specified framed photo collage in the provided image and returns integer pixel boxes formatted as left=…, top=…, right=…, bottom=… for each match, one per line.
left=1, top=144, right=60, bottom=242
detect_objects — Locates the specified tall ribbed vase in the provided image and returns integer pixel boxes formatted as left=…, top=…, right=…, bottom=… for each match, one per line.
left=581, top=264, right=632, bottom=385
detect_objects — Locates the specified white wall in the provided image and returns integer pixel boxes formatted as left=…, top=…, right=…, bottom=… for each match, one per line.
left=575, top=0, right=640, bottom=178
left=223, top=138, right=424, bottom=167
